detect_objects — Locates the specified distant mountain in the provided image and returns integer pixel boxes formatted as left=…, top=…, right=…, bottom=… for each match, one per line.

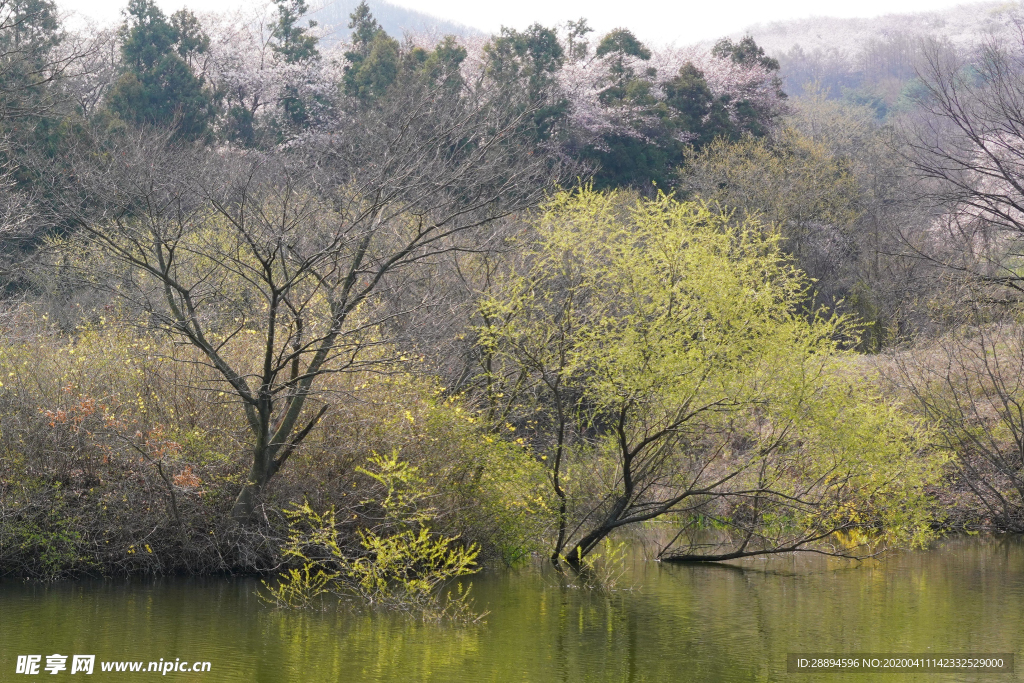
left=740, top=1, right=1024, bottom=107
left=308, top=0, right=484, bottom=44
left=745, top=1, right=1020, bottom=55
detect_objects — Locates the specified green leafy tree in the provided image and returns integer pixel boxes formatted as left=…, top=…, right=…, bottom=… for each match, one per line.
left=342, top=2, right=399, bottom=101
left=342, top=5, right=467, bottom=103
left=0, top=0, right=88, bottom=258
left=0, top=0, right=66, bottom=163
left=170, top=9, right=210, bottom=70
left=105, top=0, right=214, bottom=140
left=268, top=0, right=321, bottom=128
left=712, top=36, right=781, bottom=71
left=711, top=35, right=786, bottom=138
left=271, top=0, right=319, bottom=64
left=594, top=28, right=652, bottom=103
left=484, top=23, right=566, bottom=142
left=0, top=0, right=63, bottom=121
left=662, top=63, right=734, bottom=147
left=584, top=29, right=673, bottom=188
left=478, top=188, right=940, bottom=568
left=346, top=0, right=380, bottom=48
left=586, top=34, right=786, bottom=189
left=396, top=36, right=467, bottom=99
left=564, top=18, right=592, bottom=62
left=416, top=36, right=467, bottom=89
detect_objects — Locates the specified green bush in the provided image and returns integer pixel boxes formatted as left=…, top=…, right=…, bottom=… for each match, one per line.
left=262, top=453, right=484, bottom=622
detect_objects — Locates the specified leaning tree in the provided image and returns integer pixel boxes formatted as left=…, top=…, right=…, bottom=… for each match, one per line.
left=476, top=188, right=940, bottom=568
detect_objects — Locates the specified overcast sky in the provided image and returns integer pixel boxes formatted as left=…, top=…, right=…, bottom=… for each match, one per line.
left=58, top=0, right=979, bottom=46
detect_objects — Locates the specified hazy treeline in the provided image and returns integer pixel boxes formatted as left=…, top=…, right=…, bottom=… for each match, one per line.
left=750, top=2, right=1021, bottom=108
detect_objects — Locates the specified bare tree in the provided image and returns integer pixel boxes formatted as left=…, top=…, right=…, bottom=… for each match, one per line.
left=0, top=0, right=84, bottom=120
left=889, top=28, right=1024, bottom=528
left=60, top=75, right=557, bottom=522
left=58, top=24, right=120, bottom=120
left=889, top=300, right=1024, bottom=530
left=897, top=32, right=1024, bottom=293
left=0, top=0, right=96, bottom=270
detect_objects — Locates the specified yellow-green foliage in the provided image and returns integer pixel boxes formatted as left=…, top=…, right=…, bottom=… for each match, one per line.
left=262, top=453, right=483, bottom=621
left=286, top=370, right=552, bottom=564
left=483, top=188, right=943, bottom=560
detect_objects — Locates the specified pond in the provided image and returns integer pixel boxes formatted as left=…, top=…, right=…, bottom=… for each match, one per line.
left=2, top=535, right=1023, bottom=681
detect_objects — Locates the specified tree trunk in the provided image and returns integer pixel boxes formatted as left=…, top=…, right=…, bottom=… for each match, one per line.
left=230, top=443, right=273, bottom=522
left=562, top=494, right=629, bottom=570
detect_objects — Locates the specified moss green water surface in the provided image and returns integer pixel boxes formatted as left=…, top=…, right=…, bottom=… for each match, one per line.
left=2, top=535, right=1024, bottom=682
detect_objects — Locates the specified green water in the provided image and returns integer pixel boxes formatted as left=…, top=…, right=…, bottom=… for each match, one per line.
left=2, top=535, right=1024, bottom=682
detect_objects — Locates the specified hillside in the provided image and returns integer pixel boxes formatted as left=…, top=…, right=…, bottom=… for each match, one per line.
left=309, top=0, right=482, bottom=44
left=746, top=1, right=1020, bottom=55
left=742, top=1, right=1024, bottom=103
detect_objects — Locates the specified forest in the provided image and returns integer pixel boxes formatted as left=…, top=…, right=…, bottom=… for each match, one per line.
left=0, top=0, right=1023, bottom=617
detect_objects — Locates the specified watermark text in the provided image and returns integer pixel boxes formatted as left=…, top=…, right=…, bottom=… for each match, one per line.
left=16, top=655, right=211, bottom=675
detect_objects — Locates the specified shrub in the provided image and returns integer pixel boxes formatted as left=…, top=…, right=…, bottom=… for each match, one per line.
left=261, top=453, right=485, bottom=622
left=0, top=308, right=550, bottom=578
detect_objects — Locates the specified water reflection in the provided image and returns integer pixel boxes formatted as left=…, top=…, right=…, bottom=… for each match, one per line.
left=1, top=535, right=1023, bottom=681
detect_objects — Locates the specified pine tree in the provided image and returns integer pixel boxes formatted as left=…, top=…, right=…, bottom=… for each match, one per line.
left=105, top=0, right=214, bottom=140
left=271, top=0, right=319, bottom=64
left=342, top=2, right=399, bottom=101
